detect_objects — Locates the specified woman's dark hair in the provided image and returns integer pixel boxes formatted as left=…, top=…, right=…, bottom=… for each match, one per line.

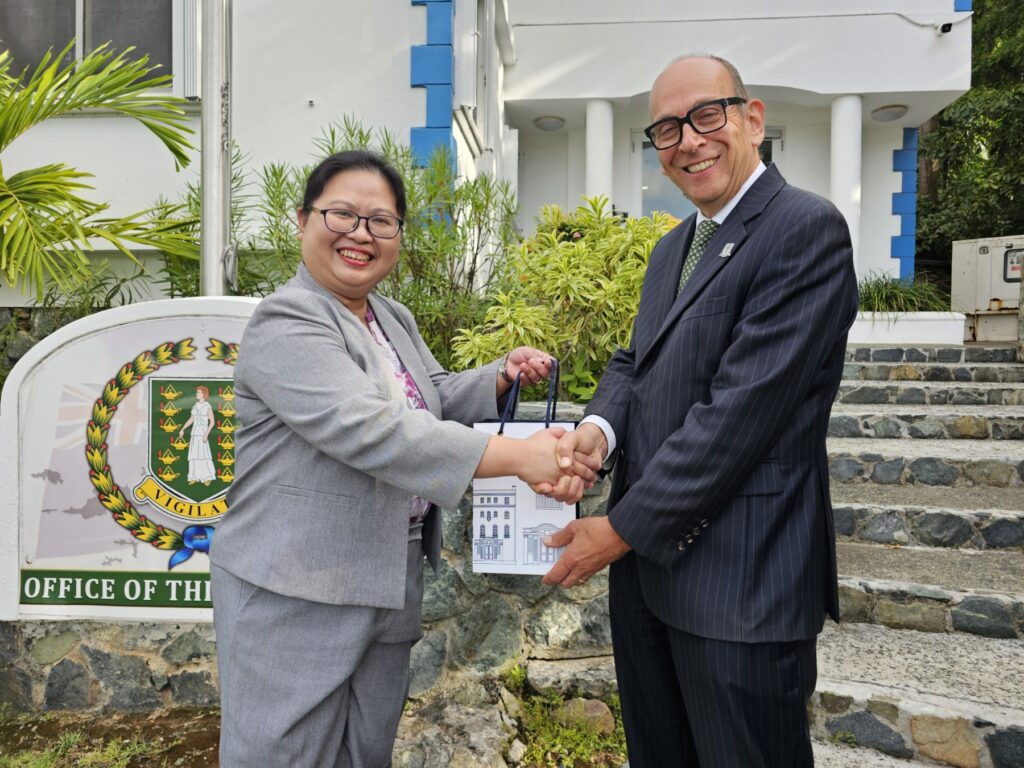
left=300, top=150, right=407, bottom=220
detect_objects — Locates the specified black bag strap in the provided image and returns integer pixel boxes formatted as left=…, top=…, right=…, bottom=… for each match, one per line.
left=496, top=358, right=559, bottom=435
left=497, top=372, right=522, bottom=435
left=544, top=358, right=560, bottom=427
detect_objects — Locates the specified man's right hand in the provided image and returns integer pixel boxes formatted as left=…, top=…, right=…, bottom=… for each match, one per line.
left=532, top=422, right=608, bottom=502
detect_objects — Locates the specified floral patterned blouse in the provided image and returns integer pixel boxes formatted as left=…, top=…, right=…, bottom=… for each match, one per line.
left=365, top=304, right=433, bottom=523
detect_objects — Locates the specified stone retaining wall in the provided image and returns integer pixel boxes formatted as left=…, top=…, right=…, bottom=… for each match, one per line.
left=829, top=453, right=1024, bottom=487
left=834, top=504, right=1024, bottom=549
left=839, top=578, right=1024, bottom=639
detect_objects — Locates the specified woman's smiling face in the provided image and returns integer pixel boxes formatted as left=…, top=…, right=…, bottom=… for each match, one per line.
left=298, top=168, right=401, bottom=314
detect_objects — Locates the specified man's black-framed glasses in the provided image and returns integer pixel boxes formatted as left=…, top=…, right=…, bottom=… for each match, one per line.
left=309, top=207, right=404, bottom=239
left=644, top=97, right=748, bottom=150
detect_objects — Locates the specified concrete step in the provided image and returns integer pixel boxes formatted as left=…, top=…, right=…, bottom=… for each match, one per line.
left=812, top=738, right=935, bottom=767
left=831, top=483, right=1024, bottom=514
left=833, top=502, right=1024, bottom=550
left=828, top=437, right=1024, bottom=488
left=837, top=380, right=1024, bottom=406
left=527, top=624, right=1024, bottom=768
left=815, top=622, right=1024, bottom=767
left=830, top=403, right=1024, bottom=440
left=846, top=344, right=1018, bottom=364
left=844, top=361, right=1024, bottom=384
left=837, top=541, right=1024, bottom=595
left=836, top=542, right=1024, bottom=639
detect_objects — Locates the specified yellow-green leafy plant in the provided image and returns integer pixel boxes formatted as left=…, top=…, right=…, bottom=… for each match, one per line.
left=453, top=198, right=675, bottom=401
left=0, top=41, right=197, bottom=298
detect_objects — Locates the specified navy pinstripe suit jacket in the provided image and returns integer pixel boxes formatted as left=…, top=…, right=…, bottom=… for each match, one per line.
left=587, top=165, right=858, bottom=644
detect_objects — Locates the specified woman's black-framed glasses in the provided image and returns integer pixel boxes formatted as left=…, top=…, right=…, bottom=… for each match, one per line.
left=309, top=207, right=404, bottom=239
left=644, top=97, right=748, bottom=150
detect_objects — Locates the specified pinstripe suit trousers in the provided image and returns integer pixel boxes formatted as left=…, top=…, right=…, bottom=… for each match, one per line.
left=610, top=553, right=817, bottom=768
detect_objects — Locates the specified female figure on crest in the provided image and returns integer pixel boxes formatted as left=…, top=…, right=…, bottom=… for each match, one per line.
left=177, top=385, right=216, bottom=485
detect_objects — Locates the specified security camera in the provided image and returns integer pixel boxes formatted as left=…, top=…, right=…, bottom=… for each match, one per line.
left=936, top=21, right=953, bottom=34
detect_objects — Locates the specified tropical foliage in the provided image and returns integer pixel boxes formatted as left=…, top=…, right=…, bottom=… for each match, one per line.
left=917, top=0, right=1024, bottom=265
left=452, top=198, right=675, bottom=400
left=0, top=41, right=197, bottom=298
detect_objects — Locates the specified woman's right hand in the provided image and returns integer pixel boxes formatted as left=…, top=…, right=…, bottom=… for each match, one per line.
left=518, top=428, right=600, bottom=501
left=476, top=429, right=601, bottom=505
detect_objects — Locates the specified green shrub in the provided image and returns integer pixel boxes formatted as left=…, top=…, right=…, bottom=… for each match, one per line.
left=857, top=270, right=950, bottom=313
left=453, top=198, right=674, bottom=401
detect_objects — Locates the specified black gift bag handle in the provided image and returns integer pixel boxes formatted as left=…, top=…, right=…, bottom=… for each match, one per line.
left=497, top=358, right=560, bottom=435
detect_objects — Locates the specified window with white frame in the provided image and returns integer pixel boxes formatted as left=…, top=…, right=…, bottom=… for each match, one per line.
left=0, top=0, right=198, bottom=99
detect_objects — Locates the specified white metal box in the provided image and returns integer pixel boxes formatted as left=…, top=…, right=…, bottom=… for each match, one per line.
left=950, top=235, right=1022, bottom=342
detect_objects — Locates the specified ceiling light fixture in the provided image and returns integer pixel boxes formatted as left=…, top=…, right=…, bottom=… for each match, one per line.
left=870, top=105, right=909, bottom=122
left=533, top=115, right=565, bottom=132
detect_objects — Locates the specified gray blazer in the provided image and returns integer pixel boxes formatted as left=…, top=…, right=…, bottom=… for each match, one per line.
left=210, top=264, right=501, bottom=609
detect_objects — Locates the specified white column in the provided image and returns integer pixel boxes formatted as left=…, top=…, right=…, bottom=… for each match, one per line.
left=585, top=99, right=614, bottom=207
left=830, top=94, right=862, bottom=275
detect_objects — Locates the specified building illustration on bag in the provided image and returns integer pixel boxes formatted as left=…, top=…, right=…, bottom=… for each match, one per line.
left=523, top=522, right=565, bottom=565
left=472, top=487, right=569, bottom=566
left=473, top=487, right=516, bottom=563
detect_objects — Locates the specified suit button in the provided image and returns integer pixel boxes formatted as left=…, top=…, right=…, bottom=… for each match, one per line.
left=676, top=541, right=686, bottom=551
left=685, top=535, right=694, bottom=544
left=691, top=526, right=701, bottom=536
left=701, top=519, right=710, bottom=528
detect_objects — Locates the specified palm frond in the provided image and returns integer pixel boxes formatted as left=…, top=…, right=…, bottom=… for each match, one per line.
left=0, top=40, right=193, bottom=168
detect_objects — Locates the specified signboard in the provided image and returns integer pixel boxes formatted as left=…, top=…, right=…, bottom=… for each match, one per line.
left=0, top=298, right=258, bottom=621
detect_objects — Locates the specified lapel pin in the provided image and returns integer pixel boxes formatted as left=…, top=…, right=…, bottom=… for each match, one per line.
left=720, top=243, right=734, bottom=258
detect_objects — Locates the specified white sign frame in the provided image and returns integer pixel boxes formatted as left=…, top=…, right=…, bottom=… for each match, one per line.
left=0, top=297, right=259, bottom=622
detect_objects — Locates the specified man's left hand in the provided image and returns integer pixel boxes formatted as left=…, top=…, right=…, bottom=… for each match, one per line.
left=541, top=517, right=632, bottom=588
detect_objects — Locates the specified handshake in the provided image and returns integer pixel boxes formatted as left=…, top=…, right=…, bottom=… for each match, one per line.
left=523, top=421, right=610, bottom=505
left=504, top=422, right=632, bottom=589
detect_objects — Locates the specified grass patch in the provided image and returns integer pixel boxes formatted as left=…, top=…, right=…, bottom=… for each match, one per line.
left=0, top=708, right=217, bottom=768
left=857, top=271, right=950, bottom=313
left=517, top=691, right=627, bottom=768
left=0, top=732, right=163, bottom=768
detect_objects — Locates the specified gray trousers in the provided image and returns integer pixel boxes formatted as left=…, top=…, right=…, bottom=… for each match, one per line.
left=212, top=535, right=425, bottom=768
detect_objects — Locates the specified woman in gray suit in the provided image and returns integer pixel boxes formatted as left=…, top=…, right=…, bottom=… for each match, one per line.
left=210, top=151, right=593, bottom=768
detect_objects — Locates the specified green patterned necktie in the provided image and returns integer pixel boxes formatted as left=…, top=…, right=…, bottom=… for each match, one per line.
left=678, top=219, right=719, bottom=294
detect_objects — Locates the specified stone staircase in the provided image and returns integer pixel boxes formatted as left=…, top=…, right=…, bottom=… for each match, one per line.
left=817, top=344, right=1024, bottom=767
left=396, top=344, right=1023, bottom=768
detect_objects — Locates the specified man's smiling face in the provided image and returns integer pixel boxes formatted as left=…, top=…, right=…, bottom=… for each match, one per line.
left=649, top=57, right=765, bottom=218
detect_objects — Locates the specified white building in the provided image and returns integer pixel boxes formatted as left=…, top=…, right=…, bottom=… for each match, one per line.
left=0, top=0, right=972, bottom=304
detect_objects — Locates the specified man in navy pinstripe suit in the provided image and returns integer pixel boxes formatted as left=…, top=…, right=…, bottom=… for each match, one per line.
left=538, top=55, right=858, bottom=766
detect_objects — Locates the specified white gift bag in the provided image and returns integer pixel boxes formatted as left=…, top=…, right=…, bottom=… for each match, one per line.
left=472, top=361, right=578, bottom=575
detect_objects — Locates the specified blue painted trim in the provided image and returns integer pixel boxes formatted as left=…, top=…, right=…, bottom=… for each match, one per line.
left=425, top=84, right=454, bottom=127
left=426, top=2, right=453, bottom=45
left=411, top=45, right=453, bottom=85
left=410, top=0, right=454, bottom=167
left=892, top=193, right=916, bottom=215
left=890, top=127, right=918, bottom=279
left=954, top=0, right=971, bottom=11
left=900, top=213, right=916, bottom=237
left=893, top=149, right=917, bottom=172
left=411, top=127, right=456, bottom=165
